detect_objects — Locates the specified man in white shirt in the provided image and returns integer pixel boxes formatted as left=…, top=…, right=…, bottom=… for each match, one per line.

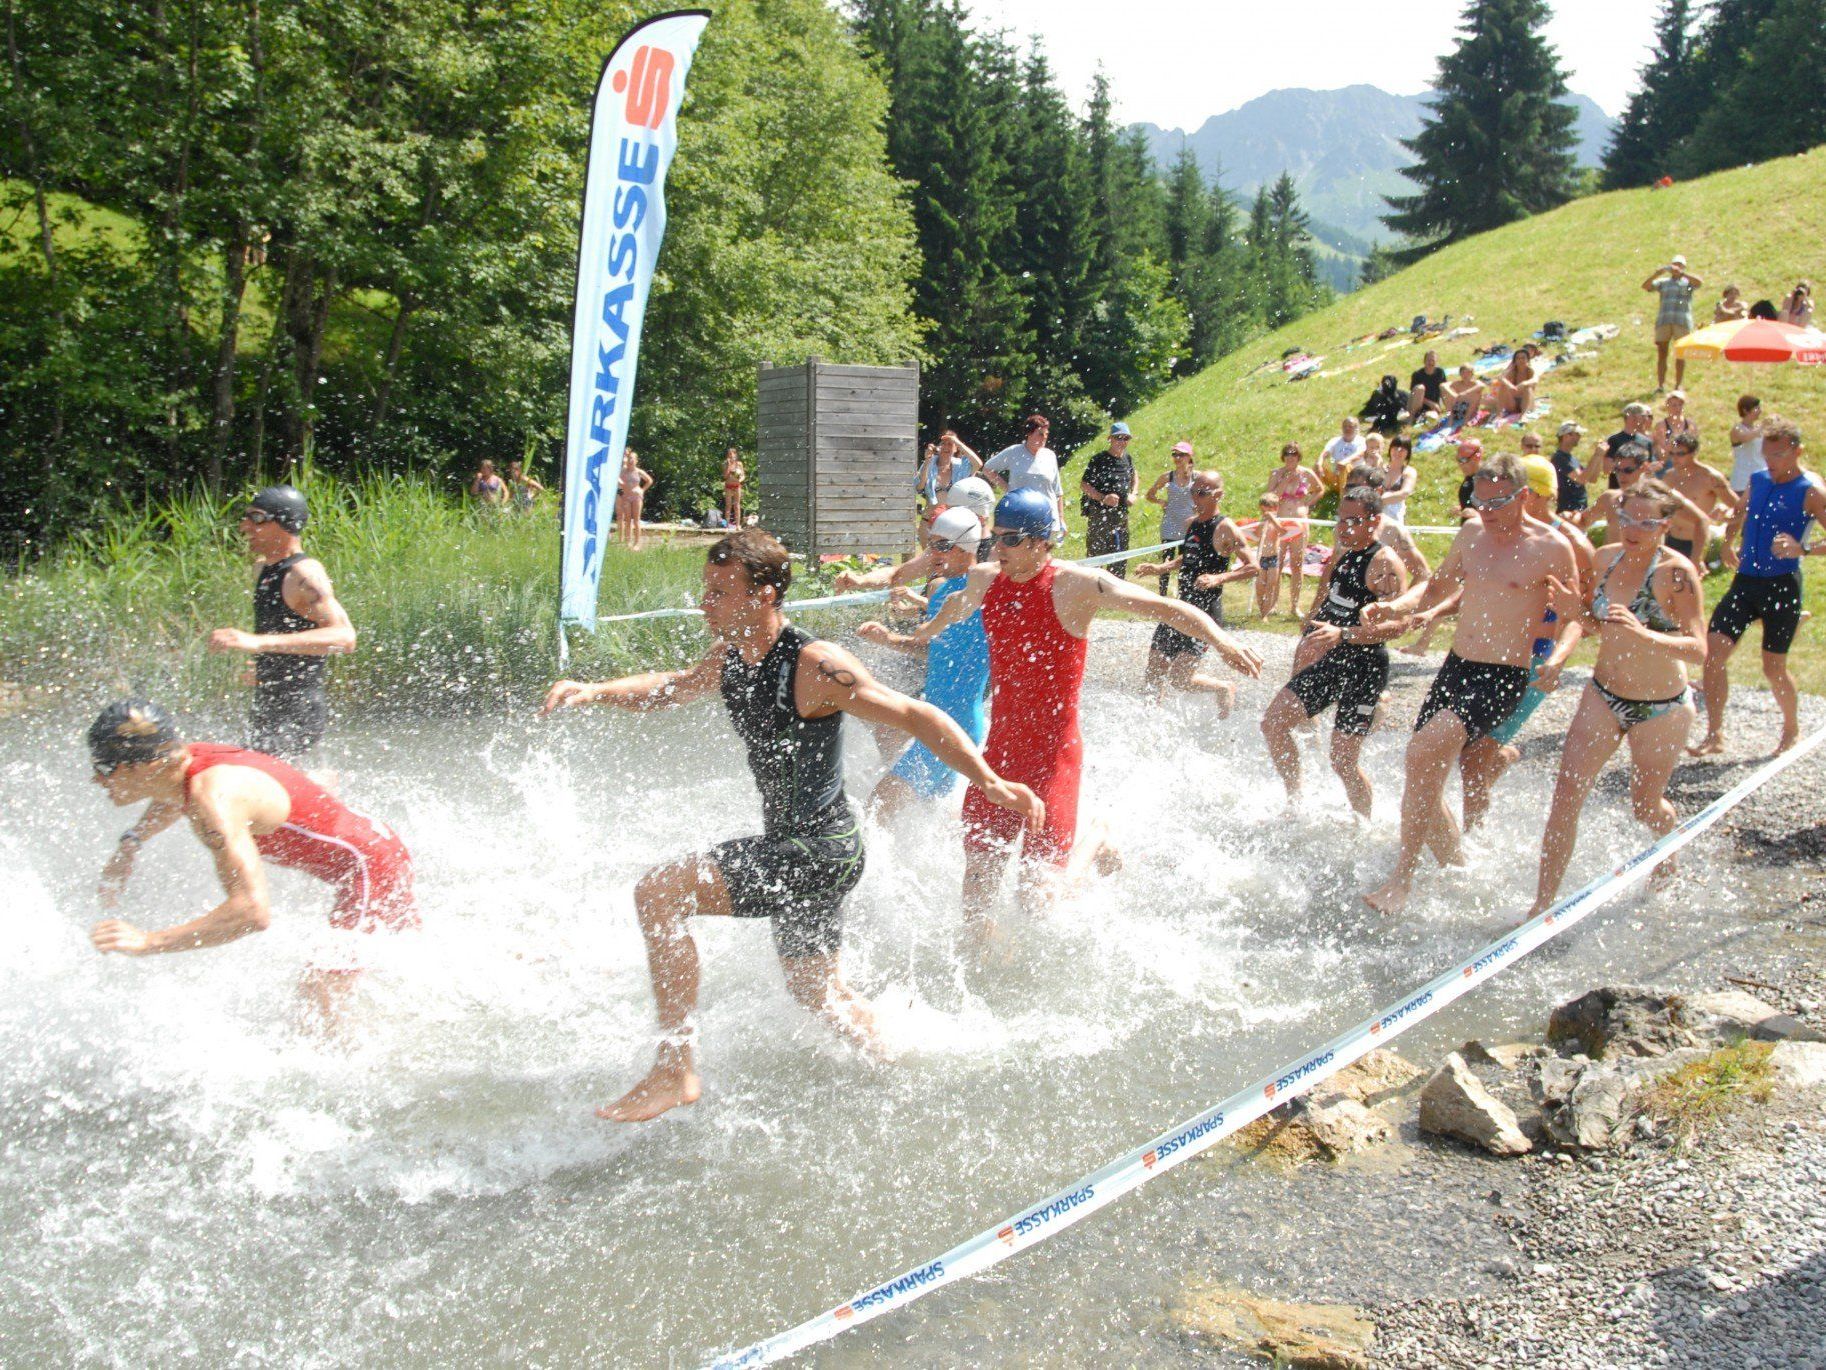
left=1318, top=415, right=1366, bottom=491
left=984, top=413, right=1066, bottom=539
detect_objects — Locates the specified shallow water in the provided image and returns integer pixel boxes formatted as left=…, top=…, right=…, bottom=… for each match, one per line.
left=0, top=624, right=1774, bottom=1365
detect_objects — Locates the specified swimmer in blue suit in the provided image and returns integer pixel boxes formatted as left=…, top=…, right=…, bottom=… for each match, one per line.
left=857, top=506, right=992, bottom=820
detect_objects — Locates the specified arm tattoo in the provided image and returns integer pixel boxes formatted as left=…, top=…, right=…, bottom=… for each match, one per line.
left=816, top=660, right=859, bottom=690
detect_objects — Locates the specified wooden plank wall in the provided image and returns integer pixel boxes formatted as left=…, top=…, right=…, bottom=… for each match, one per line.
left=757, top=359, right=919, bottom=558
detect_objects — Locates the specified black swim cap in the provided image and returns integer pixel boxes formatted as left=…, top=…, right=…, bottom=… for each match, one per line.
left=87, top=699, right=182, bottom=772
left=245, top=484, right=309, bottom=532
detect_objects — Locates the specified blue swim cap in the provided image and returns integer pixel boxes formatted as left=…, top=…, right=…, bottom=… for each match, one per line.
left=994, top=488, right=1057, bottom=542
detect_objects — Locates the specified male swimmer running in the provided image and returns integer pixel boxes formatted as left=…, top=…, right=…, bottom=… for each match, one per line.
left=86, top=699, right=415, bottom=1027
left=205, top=486, right=356, bottom=762
left=910, top=489, right=1263, bottom=958
left=855, top=507, right=992, bottom=820
left=1360, top=453, right=1579, bottom=915
left=1132, top=469, right=1258, bottom=712
left=542, top=529, right=1041, bottom=1122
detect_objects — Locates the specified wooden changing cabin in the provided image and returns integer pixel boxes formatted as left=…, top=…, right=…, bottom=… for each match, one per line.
left=756, top=358, right=920, bottom=559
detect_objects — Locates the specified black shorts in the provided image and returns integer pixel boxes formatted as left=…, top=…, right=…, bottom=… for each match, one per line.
left=1710, top=572, right=1803, bottom=655
left=1286, top=643, right=1389, bottom=737
left=1150, top=592, right=1224, bottom=659
left=249, top=687, right=328, bottom=760
left=1666, top=535, right=1696, bottom=560
left=710, top=822, right=864, bottom=959
left=1415, top=652, right=1531, bottom=743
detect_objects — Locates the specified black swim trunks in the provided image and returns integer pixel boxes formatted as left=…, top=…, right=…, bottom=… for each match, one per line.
left=1666, top=535, right=1696, bottom=560
left=1415, top=652, right=1531, bottom=742
left=1709, top=571, right=1803, bottom=655
left=248, top=688, right=329, bottom=760
left=1287, top=643, right=1389, bottom=737
left=711, top=823, right=864, bottom=958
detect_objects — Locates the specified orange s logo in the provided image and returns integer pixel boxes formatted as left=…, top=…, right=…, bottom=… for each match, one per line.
left=611, top=46, right=676, bottom=129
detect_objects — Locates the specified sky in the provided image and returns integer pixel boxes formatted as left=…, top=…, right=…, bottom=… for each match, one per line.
left=959, top=0, right=1664, bottom=129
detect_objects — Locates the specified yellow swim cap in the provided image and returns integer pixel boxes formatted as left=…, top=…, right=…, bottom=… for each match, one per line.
left=1521, top=455, right=1557, bottom=501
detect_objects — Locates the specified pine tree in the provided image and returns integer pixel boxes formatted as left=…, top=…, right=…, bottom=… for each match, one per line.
left=1381, top=0, right=1581, bottom=255
left=1601, top=0, right=1700, bottom=189
left=1680, top=0, right=1826, bottom=175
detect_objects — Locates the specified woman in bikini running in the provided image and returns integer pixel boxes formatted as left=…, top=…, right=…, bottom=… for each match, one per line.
left=1527, top=480, right=1707, bottom=915
left=1266, top=441, right=1323, bottom=616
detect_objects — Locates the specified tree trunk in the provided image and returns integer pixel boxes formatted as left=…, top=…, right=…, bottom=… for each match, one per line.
left=283, top=256, right=338, bottom=470
left=368, top=293, right=414, bottom=440
left=6, top=0, right=64, bottom=444
left=206, top=222, right=249, bottom=493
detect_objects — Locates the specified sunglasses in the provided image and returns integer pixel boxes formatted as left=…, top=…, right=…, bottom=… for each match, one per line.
left=1191, top=485, right=1222, bottom=497
left=1468, top=487, right=1524, bottom=511
left=989, top=531, right=1039, bottom=548
left=927, top=536, right=968, bottom=554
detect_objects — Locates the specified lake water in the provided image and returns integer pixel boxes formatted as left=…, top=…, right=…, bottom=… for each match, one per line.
left=0, top=623, right=1768, bottom=1365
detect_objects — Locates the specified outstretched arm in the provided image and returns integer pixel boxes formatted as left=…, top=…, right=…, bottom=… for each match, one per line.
left=906, top=565, right=994, bottom=645
left=90, top=785, right=272, bottom=956
left=835, top=548, right=934, bottom=593
left=542, top=649, right=723, bottom=715
left=1080, top=569, right=1263, bottom=677
left=801, top=644, right=1042, bottom=824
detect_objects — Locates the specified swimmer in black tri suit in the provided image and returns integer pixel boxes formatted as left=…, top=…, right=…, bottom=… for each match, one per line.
left=205, top=486, right=356, bottom=761
left=1132, top=469, right=1258, bottom=712
left=542, top=529, right=1042, bottom=1123
left=1260, top=490, right=1409, bottom=816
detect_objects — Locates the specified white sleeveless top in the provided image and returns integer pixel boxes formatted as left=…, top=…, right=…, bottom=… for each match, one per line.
left=1730, top=434, right=1765, bottom=493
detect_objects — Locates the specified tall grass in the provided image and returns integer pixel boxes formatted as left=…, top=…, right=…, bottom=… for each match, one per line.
left=1, top=472, right=720, bottom=712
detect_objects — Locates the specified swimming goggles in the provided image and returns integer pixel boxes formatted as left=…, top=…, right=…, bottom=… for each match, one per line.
left=1468, top=487, right=1524, bottom=511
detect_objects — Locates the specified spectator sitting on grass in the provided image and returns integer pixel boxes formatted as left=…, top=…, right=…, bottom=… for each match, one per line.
left=1486, top=344, right=1539, bottom=416
left=1781, top=281, right=1814, bottom=329
left=1714, top=284, right=1749, bottom=323
left=1408, top=349, right=1448, bottom=420
left=1441, top=364, right=1486, bottom=425
left=1318, top=415, right=1366, bottom=492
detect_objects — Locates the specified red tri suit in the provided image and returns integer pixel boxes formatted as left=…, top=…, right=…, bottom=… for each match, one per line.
left=961, top=562, right=1089, bottom=864
left=183, top=743, right=416, bottom=930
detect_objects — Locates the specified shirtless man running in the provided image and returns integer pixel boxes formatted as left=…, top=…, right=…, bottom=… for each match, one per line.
left=1362, top=453, right=1579, bottom=915
left=1657, top=432, right=1736, bottom=566
left=908, top=489, right=1263, bottom=956
left=542, top=529, right=1041, bottom=1121
left=86, top=699, right=415, bottom=1028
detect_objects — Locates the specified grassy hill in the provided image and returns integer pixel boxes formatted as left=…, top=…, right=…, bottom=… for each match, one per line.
left=1092, top=144, right=1826, bottom=689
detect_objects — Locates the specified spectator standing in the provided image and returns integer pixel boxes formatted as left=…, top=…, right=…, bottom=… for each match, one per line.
left=1551, top=421, right=1590, bottom=520
left=1318, top=415, right=1366, bottom=491
left=1642, top=255, right=1702, bottom=392
left=470, top=459, right=508, bottom=507
left=1780, top=282, right=1814, bottom=329
left=984, top=414, right=1066, bottom=540
left=615, top=447, right=654, bottom=550
left=1266, top=441, right=1325, bottom=616
left=505, top=459, right=545, bottom=512
left=1080, top=421, right=1140, bottom=576
left=1652, top=390, right=1697, bottom=461
left=722, top=448, right=746, bottom=528
left=1407, top=349, right=1448, bottom=419
left=1730, top=394, right=1767, bottom=495
left=1599, top=402, right=1655, bottom=489
left=915, top=430, right=983, bottom=517
left=1145, top=440, right=1198, bottom=594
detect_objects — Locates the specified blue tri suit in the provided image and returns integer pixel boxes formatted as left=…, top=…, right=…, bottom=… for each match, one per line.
left=888, top=574, right=991, bottom=798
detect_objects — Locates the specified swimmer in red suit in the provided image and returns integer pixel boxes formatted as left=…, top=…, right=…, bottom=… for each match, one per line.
left=912, top=489, right=1264, bottom=958
left=86, top=699, right=414, bottom=1029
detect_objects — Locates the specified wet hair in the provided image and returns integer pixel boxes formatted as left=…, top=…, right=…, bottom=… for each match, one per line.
left=1763, top=415, right=1804, bottom=448
left=1023, top=413, right=1049, bottom=436
left=1623, top=478, right=1679, bottom=519
left=1612, top=438, right=1655, bottom=467
left=1479, top=452, right=1526, bottom=489
left=707, top=528, right=792, bottom=602
left=1341, top=489, right=1384, bottom=517
left=1737, top=394, right=1761, bottom=417
left=87, top=699, right=182, bottom=772
left=1673, top=432, right=1700, bottom=454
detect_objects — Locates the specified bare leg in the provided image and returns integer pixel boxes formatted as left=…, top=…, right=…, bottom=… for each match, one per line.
left=1365, top=712, right=1468, bottom=915
left=963, top=841, right=1017, bottom=965
left=1763, top=650, right=1800, bottom=753
left=1261, top=689, right=1308, bottom=806
left=1627, top=696, right=1694, bottom=884
left=1167, top=653, right=1234, bottom=716
left=1141, top=648, right=1173, bottom=702
left=1529, top=686, right=1623, bottom=915
left=1285, top=530, right=1308, bottom=616
left=598, top=857, right=730, bottom=1122
left=782, top=954, right=889, bottom=1062
left=1459, top=736, right=1507, bottom=831
left=1655, top=340, right=1669, bottom=391
left=1689, top=631, right=1736, bottom=754
left=1673, top=354, right=1686, bottom=390
left=1255, top=565, right=1281, bottom=619
left=1330, top=729, right=1373, bottom=818
left=867, top=771, right=918, bottom=824
left=298, top=968, right=361, bottom=1039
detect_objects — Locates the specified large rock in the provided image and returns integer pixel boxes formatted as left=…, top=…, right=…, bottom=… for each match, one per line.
left=1298, top=1090, right=1391, bottom=1157
left=1462, top=1039, right=1545, bottom=1072
left=1531, top=1057, right=1634, bottom=1149
left=1546, top=986, right=1697, bottom=1061
left=1769, top=1041, right=1826, bottom=1089
left=1328, top=1048, right=1425, bottom=1104
left=1419, top=1053, right=1532, bottom=1156
left=1171, top=1281, right=1376, bottom=1369
left=1687, top=989, right=1826, bottom=1045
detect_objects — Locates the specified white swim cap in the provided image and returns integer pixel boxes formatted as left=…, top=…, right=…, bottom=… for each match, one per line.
left=945, top=476, right=995, bottom=526
left=930, top=505, right=982, bottom=552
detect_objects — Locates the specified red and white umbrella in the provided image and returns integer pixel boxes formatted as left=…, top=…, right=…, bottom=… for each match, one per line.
left=1674, top=318, right=1826, bottom=364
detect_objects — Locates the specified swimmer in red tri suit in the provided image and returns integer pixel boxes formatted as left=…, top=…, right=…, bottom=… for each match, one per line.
left=911, top=489, right=1264, bottom=959
left=86, top=699, right=415, bottom=1029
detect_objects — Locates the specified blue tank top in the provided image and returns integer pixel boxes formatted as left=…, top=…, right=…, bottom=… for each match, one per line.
left=921, top=575, right=990, bottom=741
left=1739, top=470, right=1815, bottom=578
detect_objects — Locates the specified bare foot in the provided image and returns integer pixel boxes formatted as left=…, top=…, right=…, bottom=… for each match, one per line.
left=1397, top=642, right=1429, bottom=657
left=1363, top=877, right=1410, bottom=917
left=1687, top=733, right=1726, bottom=757
left=1648, top=855, right=1679, bottom=892
left=1093, top=842, right=1124, bottom=877
left=1213, top=682, right=1235, bottom=719
left=597, top=1049, right=701, bottom=1122
left=1775, top=732, right=1800, bottom=757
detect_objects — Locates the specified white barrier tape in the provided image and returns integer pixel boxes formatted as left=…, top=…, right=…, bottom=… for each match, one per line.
left=707, top=721, right=1826, bottom=1368
left=590, top=541, right=1189, bottom=626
